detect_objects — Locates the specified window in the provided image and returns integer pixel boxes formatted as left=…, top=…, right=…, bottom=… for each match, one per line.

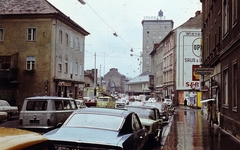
left=75, top=38, right=79, bottom=50
left=27, top=28, right=36, bottom=41
left=132, top=114, right=141, bottom=132
left=70, top=35, right=74, bottom=48
left=75, top=62, right=78, bottom=75
left=65, top=59, right=68, bottom=73
left=79, top=64, right=83, bottom=76
left=80, top=40, right=83, bottom=52
left=58, top=57, right=62, bottom=72
left=232, top=62, right=238, bottom=110
left=223, top=68, right=229, bottom=106
left=0, top=28, right=3, bottom=41
left=65, top=33, right=69, bottom=46
left=59, top=30, right=62, bottom=44
left=26, top=56, right=35, bottom=70
left=232, top=0, right=237, bottom=25
left=222, top=0, right=229, bottom=35
left=70, top=61, right=73, bottom=74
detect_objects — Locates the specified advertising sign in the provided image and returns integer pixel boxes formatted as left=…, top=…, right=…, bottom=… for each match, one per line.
left=176, top=29, right=202, bottom=90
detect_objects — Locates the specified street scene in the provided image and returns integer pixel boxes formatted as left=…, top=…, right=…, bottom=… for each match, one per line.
left=1, top=0, right=240, bottom=149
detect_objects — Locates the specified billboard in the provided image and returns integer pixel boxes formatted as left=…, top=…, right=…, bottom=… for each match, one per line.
left=176, top=29, right=202, bottom=90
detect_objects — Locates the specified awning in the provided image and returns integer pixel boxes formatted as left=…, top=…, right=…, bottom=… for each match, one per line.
left=200, top=98, right=215, bottom=103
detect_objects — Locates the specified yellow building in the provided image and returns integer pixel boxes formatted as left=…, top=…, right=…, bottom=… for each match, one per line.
left=0, top=0, right=89, bottom=108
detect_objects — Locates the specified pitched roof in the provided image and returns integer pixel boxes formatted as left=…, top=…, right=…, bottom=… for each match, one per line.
left=0, top=0, right=57, bottom=14
left=0, top=0, right=90, bottom=35
left=126, top=71, right=151, bottom=84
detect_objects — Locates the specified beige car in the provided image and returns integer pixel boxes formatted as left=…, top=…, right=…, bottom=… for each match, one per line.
left=19, top=96, right=77, bottom=132
left=0, top=127, right=55, bottom=150
left=0, top=100, right=18, bottom=120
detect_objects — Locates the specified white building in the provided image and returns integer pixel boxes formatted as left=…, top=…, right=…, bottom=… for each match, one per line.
left=141, top=10, right=173, bottom=73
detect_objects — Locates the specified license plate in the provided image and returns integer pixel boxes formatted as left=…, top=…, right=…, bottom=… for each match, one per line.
left=30, top=120, right=39, bottom=123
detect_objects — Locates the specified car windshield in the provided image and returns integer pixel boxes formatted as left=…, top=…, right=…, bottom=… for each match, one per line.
left=98, top=98, right=109, bottom=102
left=126, top=107, right=155, bottom=120
left=66, top=113, right=124, bottom=131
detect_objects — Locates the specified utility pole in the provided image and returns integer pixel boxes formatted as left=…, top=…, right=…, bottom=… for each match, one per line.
left=94, top=53, right=96, bottom=97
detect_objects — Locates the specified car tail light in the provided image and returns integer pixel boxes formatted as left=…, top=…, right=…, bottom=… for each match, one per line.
left=47, top=119, right=50, bottom=126
left=19, top=119, right=22, bottom=125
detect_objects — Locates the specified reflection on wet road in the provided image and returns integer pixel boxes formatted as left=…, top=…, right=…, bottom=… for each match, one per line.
left=163, top=107, right=240, bottom=150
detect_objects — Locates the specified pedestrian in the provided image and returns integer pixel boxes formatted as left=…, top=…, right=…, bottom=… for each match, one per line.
left=184, top=99, right=187, bottom=108
left=207, top=100, right=217, bottom=128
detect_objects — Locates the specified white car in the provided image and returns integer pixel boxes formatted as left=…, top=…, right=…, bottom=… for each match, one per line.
left=0, top=100, right=18, bottom=120
left=115, top=98, right=129, bottom=108
left=163, top=99, right=173, bottom=106
left=75, top=99, right=86, bottom=109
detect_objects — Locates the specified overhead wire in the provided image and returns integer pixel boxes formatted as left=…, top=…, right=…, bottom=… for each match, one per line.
left=84, top=1, right=132, bottom=53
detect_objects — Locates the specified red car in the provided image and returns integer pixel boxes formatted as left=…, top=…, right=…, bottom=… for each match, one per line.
left=84, top=99, right=97, bottom=107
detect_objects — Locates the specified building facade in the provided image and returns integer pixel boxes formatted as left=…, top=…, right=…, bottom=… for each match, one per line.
left=200, top=0, right=240, bottom=140
left=0, top=0, right=89, bottom=108
left=125, top=71, right=152, bottom=96
left=150, top=11, right=202, bottom=107
left=103, top=68, right=127, bottom=94
left=141, top=11, right=174, bottom=73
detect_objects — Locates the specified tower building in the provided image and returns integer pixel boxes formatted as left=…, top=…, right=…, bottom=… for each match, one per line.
left=141, top=10, right=174, bottom=73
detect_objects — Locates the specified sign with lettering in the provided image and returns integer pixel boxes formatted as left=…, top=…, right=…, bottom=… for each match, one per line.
left=176, top=29, right=201, bottom=90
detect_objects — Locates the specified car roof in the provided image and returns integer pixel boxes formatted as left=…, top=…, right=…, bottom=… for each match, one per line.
left=25, top=96, right=73, bottom=100
left=125, top=104, right=158, bottom=110
left=73, top=107, right=132, bottom=118
left=0, top=100, right=8, bottom=102
left=0, top=127, right=49, bottom=150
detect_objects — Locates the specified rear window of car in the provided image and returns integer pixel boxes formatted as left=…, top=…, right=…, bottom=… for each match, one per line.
left=66, top=113, right=124, bottom=131
left=126, top=107, right=155, bottom=120
left=26, top=100, right=48, bottom=111
left=98, top=98, right=109, bottom=102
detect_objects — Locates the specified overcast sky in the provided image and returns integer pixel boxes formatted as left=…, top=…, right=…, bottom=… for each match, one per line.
left=48, top=0, right=201, bottom=78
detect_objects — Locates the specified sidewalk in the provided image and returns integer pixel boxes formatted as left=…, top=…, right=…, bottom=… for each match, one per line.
left=162, top=106, right=240, bottom=150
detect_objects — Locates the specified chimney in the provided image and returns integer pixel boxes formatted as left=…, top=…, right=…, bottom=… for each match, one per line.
left=195, top=10, right=201, bottom=16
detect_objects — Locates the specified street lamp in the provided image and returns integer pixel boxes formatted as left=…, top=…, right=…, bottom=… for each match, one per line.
left=78, top=0, right=86, bottom=5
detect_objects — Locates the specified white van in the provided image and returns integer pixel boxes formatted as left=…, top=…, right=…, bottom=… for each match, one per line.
left=19, top=96, right=77, bottom=131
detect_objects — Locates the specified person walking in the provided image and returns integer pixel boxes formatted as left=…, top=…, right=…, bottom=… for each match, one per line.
left=207, top=100, right=217, bottom=128
left=184, top=99, right=187, bottom=108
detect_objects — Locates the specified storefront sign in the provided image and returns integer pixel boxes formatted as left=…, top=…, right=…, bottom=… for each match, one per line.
left=195, top=68, right=214, bottom=75
left=58, top=82, right=71, bottom=86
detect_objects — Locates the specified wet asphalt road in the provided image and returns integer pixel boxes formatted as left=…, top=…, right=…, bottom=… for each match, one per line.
left=162, top=106, right=240, bottom=150
left=2, top=107, right=240, bottom=150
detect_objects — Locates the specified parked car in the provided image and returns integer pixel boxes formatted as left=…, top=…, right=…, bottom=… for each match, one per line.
left=125, top=105, right=163, bottom=143
left=44, top=107, right=147, bottom=150
left=75, top=99, right=86, bottom=109
left=19, top=96, right=78, bottom=132
left=97, top=96, right=116, bottom=108
left=0, top=127, right=56, bottom=150
left=163, top=99, right=173, bottom=106
left=115, top=98, right=129, bottom=108
left=145, top=102, right=169, bottom=123
left=85, top=99, right=97, bottom=107
left=0, top=112, right=7, bottom=122
left=0, top=100, right=18, bottom=120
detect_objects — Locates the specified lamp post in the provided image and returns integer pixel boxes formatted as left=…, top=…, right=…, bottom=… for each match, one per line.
left=78, top=0, right=86, bottom=5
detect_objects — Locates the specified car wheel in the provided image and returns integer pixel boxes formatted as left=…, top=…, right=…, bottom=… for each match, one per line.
left=7, top=113, right=12, bottom=120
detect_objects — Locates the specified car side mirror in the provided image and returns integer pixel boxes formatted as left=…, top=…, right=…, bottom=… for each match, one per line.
left=56, top=123, right=63, bottom=128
